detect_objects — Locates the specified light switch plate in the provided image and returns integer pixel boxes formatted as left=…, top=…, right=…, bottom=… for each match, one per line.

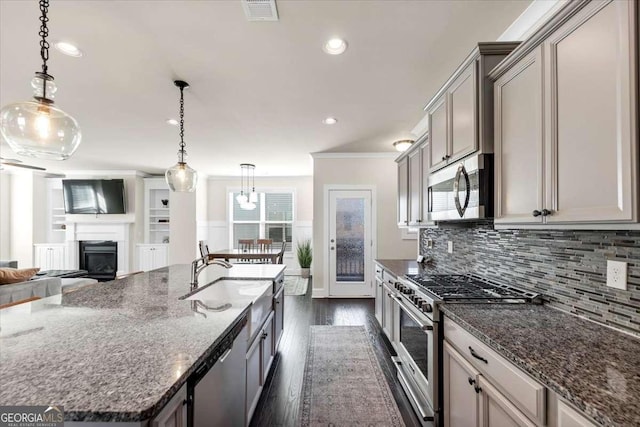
left=606, top=260, right=628, bottom=290
left=447, top=241, right=453, bottom=254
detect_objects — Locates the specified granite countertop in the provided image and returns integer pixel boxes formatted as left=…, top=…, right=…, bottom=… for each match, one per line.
left=441, top=304, right=640, bottom=427
left=375, top=259, right=420, bottom=277
left=0, top=263, right=283, bottom=422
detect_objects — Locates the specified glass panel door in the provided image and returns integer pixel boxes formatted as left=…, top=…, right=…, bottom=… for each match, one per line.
left=328, top=190, right=373, bottom=297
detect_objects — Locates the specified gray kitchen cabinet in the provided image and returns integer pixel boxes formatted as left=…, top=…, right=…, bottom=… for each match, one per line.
left=273, top=286, right=284, bottom=350
left=374, top=264, right=384, bottom=326
left=151, top=385, right=187, bottom=427
left=193, top=324, right=247, bottom=427
left=407, top=148, right=422, bottom=226
left=397, top=156, right=409, bottom=227
left=491, top=0, right=638, bottom=226
left=420, top=141, right=432, bottom=223
left=246, top=312, right=275, bottom=424
left=478, top=376, right=536, bottom=427
left=425, top=42, right=518, bottom=173
left=493, top=47, right=544, bottom=225
left=554, top=399, right=598, bottom=427
left=443, top=341, right=480, bottom=427
left=382, top=279, right=396, bottom=345
left=428, top=95, right=449, bottom=171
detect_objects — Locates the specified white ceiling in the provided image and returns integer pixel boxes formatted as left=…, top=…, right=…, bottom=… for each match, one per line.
left=0, top=0, right=531, bottom=177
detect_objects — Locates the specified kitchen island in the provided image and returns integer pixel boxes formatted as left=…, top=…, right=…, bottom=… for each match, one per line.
left=0, top=263, right=285, bottom=424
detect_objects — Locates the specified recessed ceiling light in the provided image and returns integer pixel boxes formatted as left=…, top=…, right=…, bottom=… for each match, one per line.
left=54, top=41, right=83, bottom=57
left=323, top=38, right=348, bottom=55
left=322, top=117, right=338, bottom=125
left=166, top=119, right=179, bottom=126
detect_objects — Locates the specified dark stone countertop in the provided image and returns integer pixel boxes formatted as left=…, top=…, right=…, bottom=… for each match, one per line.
left=0, top=264, right=284, bottom=422
left=375, top=259, right=420, bottom=277
left=441, top=303, right=640, bottom=427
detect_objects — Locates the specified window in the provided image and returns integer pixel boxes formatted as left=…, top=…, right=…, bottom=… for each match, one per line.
left=230, top=191, right=294, bottom=251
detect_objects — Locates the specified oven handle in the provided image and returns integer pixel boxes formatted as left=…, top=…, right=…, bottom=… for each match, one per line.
left=394, top=296, right=433, bottom=331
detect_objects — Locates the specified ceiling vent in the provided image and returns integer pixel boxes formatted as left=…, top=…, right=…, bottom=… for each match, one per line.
left=242, top=0, right=279, bottom=21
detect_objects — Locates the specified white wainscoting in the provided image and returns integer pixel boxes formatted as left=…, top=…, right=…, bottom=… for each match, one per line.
left=201, top=220, right=313, bottom=275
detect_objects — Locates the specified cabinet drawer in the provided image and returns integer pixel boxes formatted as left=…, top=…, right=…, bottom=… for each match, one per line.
left=382, top=270, right=397, bottom=286
left=444, top=316, right=546, bottom=425
left=375, top=264, right=384, bottom=281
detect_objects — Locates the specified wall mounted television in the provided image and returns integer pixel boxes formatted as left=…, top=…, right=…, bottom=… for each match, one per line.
left=62, top=179, right=126, bottom=214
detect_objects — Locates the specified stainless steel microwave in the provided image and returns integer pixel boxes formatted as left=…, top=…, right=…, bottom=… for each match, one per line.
left=427, top=154, right=493, bottom=221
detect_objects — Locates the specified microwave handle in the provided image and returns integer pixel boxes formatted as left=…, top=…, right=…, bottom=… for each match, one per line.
left=427, top=186, right=433, bottom=213
left=453, top=164, right=470, bottom=217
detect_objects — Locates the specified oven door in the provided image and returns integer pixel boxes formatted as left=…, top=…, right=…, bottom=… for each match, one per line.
left=394, top=295, right=437, bottom=423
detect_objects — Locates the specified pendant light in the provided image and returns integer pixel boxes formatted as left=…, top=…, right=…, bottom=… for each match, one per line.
left=236, top=163, right=257, bottom=210
left=165, top=80, right=197, bottom=192
left=0, top=0, right=81, bottom=160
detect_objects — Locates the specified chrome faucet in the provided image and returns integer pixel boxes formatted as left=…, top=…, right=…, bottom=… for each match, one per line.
left=190, top=256, right=232, bottom=291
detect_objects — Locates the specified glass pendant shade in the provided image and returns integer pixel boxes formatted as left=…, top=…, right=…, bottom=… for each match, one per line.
left=241, top=201, right=256, bottom=210
left=236, top=193, right=248, bottom=204
left=165, top=161, right=197, bottom=192
left=0, top=76, right=81, bottom=160
left=249, top=191, right=258, bottom=203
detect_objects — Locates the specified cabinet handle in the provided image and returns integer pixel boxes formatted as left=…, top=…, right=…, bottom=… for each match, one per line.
left=542, top=209, right=552, bottom=217
left=469, top=346, right=488, bottom=364
left=468, top=377, right=475, bottom=386
left=474, top=385, right=482, bottom=394
left=532, top=210, right=542, bottom=217
left=442, top=156, right=446, bottom=161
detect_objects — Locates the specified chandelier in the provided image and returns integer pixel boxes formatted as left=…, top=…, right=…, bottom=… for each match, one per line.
left=236, top=163, right=258, bottom=210
left=0, top=0, right=81, bottom=160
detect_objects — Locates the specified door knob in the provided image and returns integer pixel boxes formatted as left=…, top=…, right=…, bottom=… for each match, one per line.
left=532, top=210, right=542, bottom=217
left=330, top=239, right=335, bottom=243
left=542, top=209, right=552, bottom=216
left=330, top=247, right=335, bottom=250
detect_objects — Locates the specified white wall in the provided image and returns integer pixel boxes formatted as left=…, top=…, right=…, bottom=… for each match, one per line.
left=170, top=191, right=197, bottom=264
left=9, top=171, right=35, bottom=267
left=0, top=172, right=11, bottom=260
left=312, top=154, right=417, bottom=297
left=204, top=176, right=313, bottom=274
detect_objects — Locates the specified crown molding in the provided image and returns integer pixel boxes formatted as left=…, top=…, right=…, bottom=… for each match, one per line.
left=310, top=152, right=398, bottom=159
left=63, top=170, right=151, bottom=177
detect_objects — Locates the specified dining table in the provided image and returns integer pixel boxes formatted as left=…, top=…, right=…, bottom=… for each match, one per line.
left=208, top=248, right=282, bottom=264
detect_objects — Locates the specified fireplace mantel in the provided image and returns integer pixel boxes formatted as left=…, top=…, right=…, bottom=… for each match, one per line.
left=65, top=222, right=131, bottom=275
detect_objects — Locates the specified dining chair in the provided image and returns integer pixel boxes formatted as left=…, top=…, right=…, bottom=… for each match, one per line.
left=238, top=239, right=255, bottom=263
left=256, top=239, right=273, bottom=263
left=276, top=241, right=286, bottom=264
left=198, top=240, right=209, bottom=258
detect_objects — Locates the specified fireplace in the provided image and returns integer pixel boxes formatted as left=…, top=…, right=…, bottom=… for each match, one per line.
left=79, top=241, right=118, bottom=281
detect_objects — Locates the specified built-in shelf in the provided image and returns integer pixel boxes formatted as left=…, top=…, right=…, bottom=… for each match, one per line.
left=145, top=179, right=171, bottom=244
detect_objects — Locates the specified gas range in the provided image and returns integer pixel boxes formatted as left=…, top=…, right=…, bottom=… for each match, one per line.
left=394, top=273, right=542, bottom=321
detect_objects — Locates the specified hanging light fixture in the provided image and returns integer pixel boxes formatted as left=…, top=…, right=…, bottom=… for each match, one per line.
left=236, top=163, right=257, bottom=210
left=0, top=0, right=81, bottom=160
left=165, top=80, right=197, bottom=192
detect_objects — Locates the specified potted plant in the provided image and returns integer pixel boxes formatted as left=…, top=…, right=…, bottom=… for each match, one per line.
left=296, top=239, right=312, bottom=279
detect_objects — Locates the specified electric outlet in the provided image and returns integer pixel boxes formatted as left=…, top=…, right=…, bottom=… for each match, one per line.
left=447, top=241, right=453, bottom=254
left=606, top=260, right=628, bottom=290
left=426, top=238, right=434, bottom=249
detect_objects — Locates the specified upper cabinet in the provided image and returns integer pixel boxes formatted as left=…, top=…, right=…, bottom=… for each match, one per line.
left=397, top=135, right=434, bottom=228
left=425, top=42, right=519, bottom=172
left=397, top=157, right=409, bottom=227
left=491, top=0, right=638, bottom=226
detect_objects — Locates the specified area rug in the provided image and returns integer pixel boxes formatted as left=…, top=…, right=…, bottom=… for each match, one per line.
left=300, top=325, right=405, bottom=426
left=284, top=275, right=308, bottom=296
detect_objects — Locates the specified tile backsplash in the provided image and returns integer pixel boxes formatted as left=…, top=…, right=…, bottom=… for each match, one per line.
left=419, top=221, right=640, bottom=336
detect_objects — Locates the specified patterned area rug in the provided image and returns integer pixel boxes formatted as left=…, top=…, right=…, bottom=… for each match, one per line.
left=300, top=326, right=405, bottom=426
left=284, top=276, right=309, bottom=296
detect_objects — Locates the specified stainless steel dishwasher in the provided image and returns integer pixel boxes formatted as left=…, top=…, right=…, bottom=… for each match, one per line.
left=188, top=318, right=248, bottom=427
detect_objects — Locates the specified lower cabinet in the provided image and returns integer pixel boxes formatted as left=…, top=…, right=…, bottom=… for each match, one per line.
left=478, top=376, right=536, bottom=427
left=137, top=244, right=168, bottom=271
left=374, top=276, right=383, bottom=326
left=274, top=286, right=284, bottom=350
left=443, top=341, right=480, bottom=427
left=382, top=281, right=396, bottom=344
left=34, top=244, right=66, bottom=270
left=246, top=312, right=276, bottom=424
left=151, top=384, right=187, bottom=427
left=555, top=399, right=598, bottom=427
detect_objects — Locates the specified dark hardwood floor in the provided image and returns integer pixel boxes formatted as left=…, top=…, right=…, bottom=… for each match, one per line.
left=250, top=278, right=421, bottom=427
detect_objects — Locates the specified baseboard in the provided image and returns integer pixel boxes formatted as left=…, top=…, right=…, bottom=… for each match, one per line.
left=312, top=286, right=328, bottom=298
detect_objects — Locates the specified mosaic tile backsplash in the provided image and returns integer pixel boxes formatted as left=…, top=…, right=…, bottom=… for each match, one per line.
left=419, top=221, right=640, bottom=336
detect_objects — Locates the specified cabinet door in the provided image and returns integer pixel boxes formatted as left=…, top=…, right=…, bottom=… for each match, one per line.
left=443, top=341, right=480, bottom=427
left=151, top=385, right=187, bottom=427
left=273, top=286, right=284, bottom=350
left=153, top=246, right=169, bottom=269
left=261, top=314, right=275, bottom=384
left=428, top=95, right=448, bottom=170
left=408, top=149, right=422, bottom=225
left=34, top=247, right=46, bottom=270
left=544, top=0, right=637, bottom=223
left=137, top=247, right=153, bottom=272
left=246, top=333, right=262, bottom=423
left=494, top=47, right=544, bottom=224
left=449, top=63, right=477, bottom=162
left=374, top=277, right=383, bottom=327
left=382, top=283, right=395, bottom=343
left=557, top=399, right=598, bottom=427
left=397, top=157, right=409, bottom=227
left=51, top=246, right=65, bottom=270
left=478, top=376, right=536, bottom=427
left=420, top=141, right=435, bottom=225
